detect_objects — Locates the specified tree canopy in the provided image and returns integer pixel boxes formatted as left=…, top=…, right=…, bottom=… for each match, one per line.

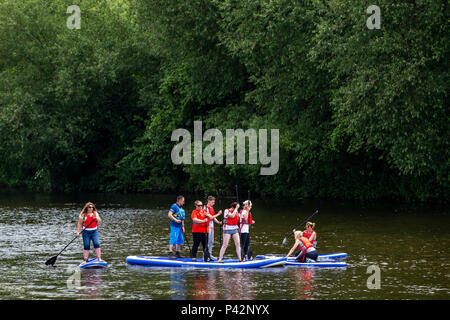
left=0, top=0, right=448, bottom=201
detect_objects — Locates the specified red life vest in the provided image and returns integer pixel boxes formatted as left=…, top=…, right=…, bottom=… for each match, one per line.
left=83, top=213, right=98, bottom=230
left=224, top=208, right=239, bottom=226
left=297, top=237, right=313, bottom=253
left=239, top=210, right=253, bottom=225
left=239, top=209, right=253, bottom=233
left=303, top=230, right=317, bottom=247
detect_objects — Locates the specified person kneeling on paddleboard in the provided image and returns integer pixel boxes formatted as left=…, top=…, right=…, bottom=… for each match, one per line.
left=77, top=202, right=105, bottom=265
left=191, top=200, right=212, bottom=262
left=286, top=231, right=319, bottom=262
left=217, top=202, right=242, bottom=263
left=303, top=221, right=317, bottom=248
left=168, top=195, right=186, bottom=259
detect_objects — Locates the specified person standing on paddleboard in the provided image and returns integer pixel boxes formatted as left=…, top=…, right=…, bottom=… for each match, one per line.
left=190, top=200, right=211, bottom=262
left=303, top=222, right=317, bottom=248
left=217, top=202, right=242, bottom=263
left=286, top=231, right=319, bottom=262
left=239, top=200, right=255, bottom=261
left=77, top=202, right=104, bottom=264
left=204, top=195, right=222, bottom=260
left=168, top=195, right=185, bottom=259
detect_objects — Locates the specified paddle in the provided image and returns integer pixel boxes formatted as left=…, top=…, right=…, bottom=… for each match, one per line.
left=183, top=229, right=192, bottom=257
left=247, top=189, right=254, bottom=260
left=45, top=217, right=97, bottom=266
left=218, top=189, right=223, bottom=248
left=203, top=193, right=210, bottom=259
left=235, top=185, right=241, bottom=232
left=281, top=210, right=319, bottom=246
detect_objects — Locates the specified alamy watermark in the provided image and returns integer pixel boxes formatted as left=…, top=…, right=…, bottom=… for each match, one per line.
left=366, top=5, right=381, bottom=29
left=66, top=266, right=81, bottom=289
left=366, top=265, right=381, bottom=289
left=171, top=121, right=279, bottom=175
left=67, top=5, right=81, bottom=30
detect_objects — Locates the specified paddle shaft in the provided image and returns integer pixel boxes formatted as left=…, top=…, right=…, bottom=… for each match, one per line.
left=52, top=216, right=97, bottom=260
left=219, top=189, right=222, bottom=248
left=283, top=210, right=318, bottom=243
left=183, top=229, right=192, bottom=255
left=235, top=185, right=241, bottom=232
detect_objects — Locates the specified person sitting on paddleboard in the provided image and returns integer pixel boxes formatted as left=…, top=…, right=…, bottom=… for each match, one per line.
left=191, top=200, right=212, bottom=262
left=303, top=221, right=317, bottom=248
left=77, top=202, right=104, bottom=264
left=239, top=200, right=255, bottom=261
left=286, top=231, right=319, bottom=262
left=218, top=202, right=242, bottom=263
left=168, top=195, right=185, bottom=259
left=204, top=195, right=222, bottom=260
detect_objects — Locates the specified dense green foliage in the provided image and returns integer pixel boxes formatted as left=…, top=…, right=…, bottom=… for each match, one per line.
left=0, top=0, right=448, bottom=201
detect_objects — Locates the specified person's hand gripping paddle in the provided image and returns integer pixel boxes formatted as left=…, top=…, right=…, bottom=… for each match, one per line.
left=281, top=210, right=318, bottom=246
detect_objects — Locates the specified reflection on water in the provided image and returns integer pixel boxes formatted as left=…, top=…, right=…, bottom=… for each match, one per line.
left=170, top=269, right=186, bottom=300
left=80, top=269, right=104, bottom=299
left=0, top=192, right=448, bottom=300
left=290, top=268, right=316, bottom=300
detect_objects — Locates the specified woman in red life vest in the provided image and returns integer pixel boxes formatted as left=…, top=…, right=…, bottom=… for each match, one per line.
left=76, top=202, right=104, bottom=264
left=190, top=200, right=212, bottom=262
left=303, top=222, right=317, bottom=248
left=239, top=200, right=255, bottom=261
left=217, top=202, right=242, bottom=263
left=286, top=231, right=319, bottom=262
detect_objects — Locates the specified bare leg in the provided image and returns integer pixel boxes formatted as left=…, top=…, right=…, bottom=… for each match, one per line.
left=219, top=234, right=231, bottom=260
left=232, top=233, right=241, bottom=260
left=83, top=250, right=89, bottom=260
left=94, top=247, right=101, bottom=260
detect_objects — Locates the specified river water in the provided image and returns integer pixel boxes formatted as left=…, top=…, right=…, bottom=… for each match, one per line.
left=0, top=191, right=448, bottom=300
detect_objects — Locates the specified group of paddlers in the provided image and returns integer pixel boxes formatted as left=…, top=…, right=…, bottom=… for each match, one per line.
left=73, top=197, right=319, bottom=264
left=167, top=195, right=255, bottom=263
left=167, top=195, right=319, bottom=263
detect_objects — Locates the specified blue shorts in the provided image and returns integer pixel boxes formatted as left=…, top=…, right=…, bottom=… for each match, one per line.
left=224, top=229, right=239, bottom=235
left=82, top=229, right=100, bottom=250
left=170, top=226, right=184, bottom=245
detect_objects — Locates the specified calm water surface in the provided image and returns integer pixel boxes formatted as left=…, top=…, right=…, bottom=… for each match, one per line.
left=0, top=192, right=448, bottom=300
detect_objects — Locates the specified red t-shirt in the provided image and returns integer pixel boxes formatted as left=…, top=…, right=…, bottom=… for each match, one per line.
left=191, top=208, right=208, bottom=233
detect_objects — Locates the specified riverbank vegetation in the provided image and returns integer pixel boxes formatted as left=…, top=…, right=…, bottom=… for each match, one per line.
left=0, top=0, right=448, bottom=201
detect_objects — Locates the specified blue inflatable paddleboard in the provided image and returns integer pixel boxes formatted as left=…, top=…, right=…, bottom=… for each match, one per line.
left=256, top=252, right=348, bottom=261
left=126, top=256, right=286, bottom=269
left=78, top=258, right=108, bottom=269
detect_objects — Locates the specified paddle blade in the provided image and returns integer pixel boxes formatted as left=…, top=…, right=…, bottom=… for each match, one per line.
left=45, top=256, right=57, bottom=266
left=281, top=237, right=288, bottom=246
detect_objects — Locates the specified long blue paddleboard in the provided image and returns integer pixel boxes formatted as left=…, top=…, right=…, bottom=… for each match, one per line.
left=78, top=258, right=108, bottom=269
left=126, top=256, right=286, bottom=269
left=285, top=260, right=347, bottom=268
left=256, top=252, right=348, bottom=261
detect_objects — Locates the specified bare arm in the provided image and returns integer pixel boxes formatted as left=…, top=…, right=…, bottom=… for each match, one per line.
left=95, top=211, right=101, bottom=223
left=228, top=205, right=239, bottom=218
left=286, top=240, right=299, bottom=258
left=76, top=217, right=83, bottom=235
left=192, top=217, right=207, bottom=224
left=168, top=211, right=181, bottom=223
left=213, top=210, right=222, bottom=218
